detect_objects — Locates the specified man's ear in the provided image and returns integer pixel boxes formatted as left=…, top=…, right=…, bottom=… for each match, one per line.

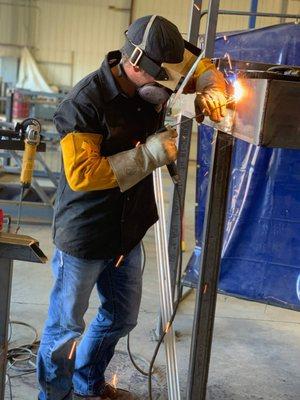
left=133, top=65, right=141, bottom=73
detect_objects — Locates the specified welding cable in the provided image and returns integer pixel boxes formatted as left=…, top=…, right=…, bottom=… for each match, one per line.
left=141, top=240, right=146, bottom=275
left=148, top=296, right=181, bottom=400
left=8, top=320, right=39, bottom=346
left=6, top=320, right=40, bottom=376
left=174, top=183, right=184, bottom=303
left=126, top=240, right=150, bottom=376
left=126, top=334, right=150, bottom=376
left=125, top=177, right=185, bottom=396
left=126, top=182, right=185, bottom=389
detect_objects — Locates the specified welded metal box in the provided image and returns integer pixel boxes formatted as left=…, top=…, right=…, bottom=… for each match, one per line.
left=204, top=63, right=300, bottom=149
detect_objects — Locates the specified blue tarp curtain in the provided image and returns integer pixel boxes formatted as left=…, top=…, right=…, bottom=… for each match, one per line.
left=183, top=23, right=300, bottom=311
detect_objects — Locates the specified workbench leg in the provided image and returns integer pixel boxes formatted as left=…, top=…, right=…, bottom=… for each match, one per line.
left=0, top=258, right=13, bottom=400
left=186, top=130, right=234, bottom=400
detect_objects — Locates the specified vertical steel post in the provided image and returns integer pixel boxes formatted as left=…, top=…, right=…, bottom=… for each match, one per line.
left=280, top=0, right=288, bottom=24
left=186, top=130, right=234, bottom=400
left=249, top=0, right=259, bottom=29
left=203, top=0, right=220, bottom=58
left=153, top=168, right=181, bottom=400
left=167, top=115, right=194, bottom=303
left=186, top=1, right=222, bottom=398
left=0, top=258, right=13, bottom=400
left=168, top=0, right=203, bottom=302
left=188, top=1, right=203, bottom=44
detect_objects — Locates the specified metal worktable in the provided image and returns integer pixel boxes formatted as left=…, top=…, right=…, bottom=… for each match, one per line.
left=0, top=232, right=47, bottom=400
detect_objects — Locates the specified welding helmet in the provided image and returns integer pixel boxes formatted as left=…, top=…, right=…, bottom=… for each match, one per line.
left=122, top=15, right=201, bottom=104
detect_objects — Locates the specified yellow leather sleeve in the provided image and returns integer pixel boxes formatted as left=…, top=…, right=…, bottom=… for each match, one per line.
left=193, top=58, right=215, bottom=79
left=60, top=132, right=118, bottom=191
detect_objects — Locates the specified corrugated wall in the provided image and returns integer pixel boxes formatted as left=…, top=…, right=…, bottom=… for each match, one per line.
left=34, top=0, right=130, bottom=87
left=0, top=0, right=299, bottom=87
left=0, top=0, right=37, bottom=58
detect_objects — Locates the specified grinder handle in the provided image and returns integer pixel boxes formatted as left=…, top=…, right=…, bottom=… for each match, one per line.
left=20, top=141, right=38, bottom=187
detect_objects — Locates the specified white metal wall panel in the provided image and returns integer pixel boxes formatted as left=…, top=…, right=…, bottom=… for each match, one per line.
left=288, top=0, right=300, bottom=15
left=0, top=2, right=27, bottom=58
left=132, top=0, right=190, bottom=34
left=34, top=0, right=130, bottom=86
left=256, top=0, right=281, bottom=28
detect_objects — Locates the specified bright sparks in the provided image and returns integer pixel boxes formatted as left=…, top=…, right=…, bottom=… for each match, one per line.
left=233, top=80, right=244, bottom=102
left=110, top=373, right=118, bottom=389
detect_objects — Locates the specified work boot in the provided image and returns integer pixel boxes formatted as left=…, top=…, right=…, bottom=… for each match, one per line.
left=73, top=383, right=136, bottom=399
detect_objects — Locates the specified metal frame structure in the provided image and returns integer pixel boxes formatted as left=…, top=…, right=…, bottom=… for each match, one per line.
left=166, top=1, right=300, bottom=399
left=167, top=0, right=300, bottom=309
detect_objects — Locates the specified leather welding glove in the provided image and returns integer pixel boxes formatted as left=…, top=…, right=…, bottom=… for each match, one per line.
left=108, top=128, right=177, bottom=192
left=195, top=64, right=227, bottom=123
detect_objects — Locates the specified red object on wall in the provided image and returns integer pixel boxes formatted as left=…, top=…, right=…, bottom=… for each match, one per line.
left=13, top=91, right=30, bottom=119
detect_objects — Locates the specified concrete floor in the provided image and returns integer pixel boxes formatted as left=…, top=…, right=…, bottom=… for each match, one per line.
left=4, top=159, right=300, bottom=399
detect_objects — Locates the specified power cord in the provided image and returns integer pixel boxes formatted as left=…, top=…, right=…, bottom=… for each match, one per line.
left=126, top=240, right=150, bottom=376
left=5, top=320, right=40, bottom=398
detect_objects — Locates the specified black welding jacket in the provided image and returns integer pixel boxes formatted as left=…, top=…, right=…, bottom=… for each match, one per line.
left=53, top=51, right=161, bottom=259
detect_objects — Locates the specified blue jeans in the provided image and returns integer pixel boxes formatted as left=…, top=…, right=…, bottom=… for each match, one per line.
left=37, top=244, right=142, bottom=400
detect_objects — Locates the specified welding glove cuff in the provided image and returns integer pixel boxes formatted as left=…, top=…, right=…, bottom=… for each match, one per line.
left=108, top=129, right=177, bottom=192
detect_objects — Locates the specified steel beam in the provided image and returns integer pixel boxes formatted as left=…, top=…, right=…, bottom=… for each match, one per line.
left=249, top=0, right=259, bottom=29
left=200, top=9, right=300, bottom=21
left=186, top=130, right=234, bottom=400
left=280, top=0, right=289, bottom=24
left=203, top=0, right=220, bottom=58
left=0, top=200, right=54, bottom=225
left=188, top=1, right=203, bottom=45
left=167, top=115, right=194, bottom=302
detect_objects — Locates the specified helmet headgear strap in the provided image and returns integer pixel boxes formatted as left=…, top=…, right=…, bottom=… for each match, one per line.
left=123, top=15, right=169, bottom=81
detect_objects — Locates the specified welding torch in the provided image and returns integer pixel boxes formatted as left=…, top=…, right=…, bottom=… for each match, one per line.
left=156, top=114, right=203, bottom=184
left=16, top=119, right=41, bottom=233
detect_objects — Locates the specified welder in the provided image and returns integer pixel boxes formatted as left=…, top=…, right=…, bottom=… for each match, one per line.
left=37, top=15, right=227, bottom=400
